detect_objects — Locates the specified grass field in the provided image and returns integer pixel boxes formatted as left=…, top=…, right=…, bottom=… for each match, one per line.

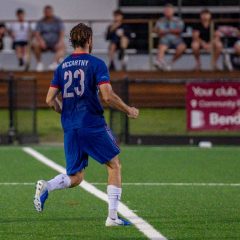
left=1, top=145, right=240, bottom=239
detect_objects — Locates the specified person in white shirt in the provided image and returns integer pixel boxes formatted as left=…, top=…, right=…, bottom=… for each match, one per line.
left=9, top=9, right=30, bottom=67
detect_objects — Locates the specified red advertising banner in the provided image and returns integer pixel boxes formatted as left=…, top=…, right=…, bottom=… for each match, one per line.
left=186, top=82, right=240, bottom=131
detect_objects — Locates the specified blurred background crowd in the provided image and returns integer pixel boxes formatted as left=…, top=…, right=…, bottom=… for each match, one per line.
left=0, top=0, right=239, bottom=72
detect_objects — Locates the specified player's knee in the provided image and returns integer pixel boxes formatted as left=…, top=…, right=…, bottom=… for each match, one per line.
left=107, top=157, right=121, bottom=172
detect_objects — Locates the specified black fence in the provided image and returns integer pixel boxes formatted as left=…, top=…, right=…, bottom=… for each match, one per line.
left=0, top=75, right=38, bottom=144
left=110, top=78, right=240, bottom=146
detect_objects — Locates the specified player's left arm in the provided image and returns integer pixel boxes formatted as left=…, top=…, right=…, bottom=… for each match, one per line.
left=46, top=87, right=62, bottom=114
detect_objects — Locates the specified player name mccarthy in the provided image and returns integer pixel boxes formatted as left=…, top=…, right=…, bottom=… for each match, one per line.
left=62, top=60, right=89, bottom=69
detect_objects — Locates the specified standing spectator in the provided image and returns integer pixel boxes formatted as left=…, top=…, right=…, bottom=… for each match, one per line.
left=8, top=9, right=31, bottom=67
left=191, top=9, right=223, bottom=70
left=33, top=5, right=65, bottom=71
left=106, top=9, right=130, bottom=71
left=154, top=4, right=186, bottom=71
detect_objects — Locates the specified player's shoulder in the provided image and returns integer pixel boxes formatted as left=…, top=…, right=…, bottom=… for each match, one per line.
left=55, top=55, right=72, bottom=71
left=88, top=55, right=107, bottom=68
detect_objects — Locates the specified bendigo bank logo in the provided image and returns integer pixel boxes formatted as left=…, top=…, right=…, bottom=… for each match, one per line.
left=191, top=110, right=205, bottom=128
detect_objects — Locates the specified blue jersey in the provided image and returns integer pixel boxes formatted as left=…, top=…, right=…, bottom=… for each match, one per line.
left=50, top=53, right=110, bottom=130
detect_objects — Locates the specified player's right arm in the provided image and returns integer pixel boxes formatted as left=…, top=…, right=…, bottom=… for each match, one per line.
left=46, top=67, right=62, bottom=114
left=46, top=87, right=62, bottom=114
left=99, top=83, right=139, bottom=119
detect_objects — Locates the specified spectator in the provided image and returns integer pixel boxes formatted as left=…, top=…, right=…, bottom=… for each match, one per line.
left=228, top=40, right=240, bottom=70
left=106, top=9, right=130, bottom=71
left=154, top=4, right=186, bottom=71
left=8, top=9, right=31, bottom=67
left=0, top=23, right=5, bottom=50
left=191, top=9, right=223, bottom=70
left=33, top=5, right=65, bottom=71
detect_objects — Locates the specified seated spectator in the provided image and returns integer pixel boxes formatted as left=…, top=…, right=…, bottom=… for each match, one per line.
left=8, top=9, right=31, bottom=67
left=229, top=40, right=240, bottom=70
left=154, top=4, right=186, bottom=71
left=191, top=9, right=223, bottom=70
left=33, top=5, right=65, bottom=71
left=106, top=9, right=130, bottom=71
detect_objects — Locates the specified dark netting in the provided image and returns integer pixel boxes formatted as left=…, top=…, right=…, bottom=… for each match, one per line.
left=0, top=75, right=38, bottom=144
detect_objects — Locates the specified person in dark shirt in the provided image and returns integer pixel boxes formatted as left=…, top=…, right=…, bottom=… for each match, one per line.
left=0, top=23, right=6, bottom=51
left=106, top=9, right=130, bottom=71
left=191, top=9, right=223, bottom=70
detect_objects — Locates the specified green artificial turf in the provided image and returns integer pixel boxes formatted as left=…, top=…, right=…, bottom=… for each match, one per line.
left=1, top=146, right=240, bottom=239
left=0, top=147, right=145, bottom=240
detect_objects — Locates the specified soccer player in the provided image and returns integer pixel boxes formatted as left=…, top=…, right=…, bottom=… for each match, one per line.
left=33, top=23, right=139, bottom=227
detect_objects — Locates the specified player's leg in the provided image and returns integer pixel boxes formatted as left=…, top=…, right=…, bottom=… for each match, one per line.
left=34, top=171, right=84, bottom=212
left=47, top=170, right=84, bottom=191
left=83, top=126, right=131, bottom=226
left=34, top=171, right=83, bottom=208
left=105, top=156, right=131, bottom=226
left=34, top=130, right=87, bottom=212
left=106, top=156, right=121, bottom=187
left=105, top=156, right=121, bottom=219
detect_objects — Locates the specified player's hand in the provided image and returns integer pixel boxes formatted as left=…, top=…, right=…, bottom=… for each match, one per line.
left=127, top=107, right=139, bottom=119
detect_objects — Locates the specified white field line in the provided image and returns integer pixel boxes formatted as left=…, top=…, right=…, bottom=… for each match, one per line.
left=0, top=182, right=35, bottom=185
left=1, top=182, right=240, bottom=187
left=91, top=182, right=240, bottom=187
left=22, top=147, right=167, bottom=240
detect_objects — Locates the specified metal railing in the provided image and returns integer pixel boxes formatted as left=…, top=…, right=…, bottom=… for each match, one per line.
left=0, top=18, right=239, bottom=70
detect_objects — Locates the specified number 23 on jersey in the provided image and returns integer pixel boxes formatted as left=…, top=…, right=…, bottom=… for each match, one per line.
left=63, top=69, right=85, bottom=98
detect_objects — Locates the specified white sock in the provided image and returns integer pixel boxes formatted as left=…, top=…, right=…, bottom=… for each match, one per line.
left=107, top=185, right=122, bottom=220
left=47, top=174, right=71, bottom=192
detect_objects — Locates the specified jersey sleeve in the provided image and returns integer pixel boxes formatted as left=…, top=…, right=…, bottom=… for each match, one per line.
left=50, top=68, right=61, bottom=89
left=95, top=60, right=110, bottom=86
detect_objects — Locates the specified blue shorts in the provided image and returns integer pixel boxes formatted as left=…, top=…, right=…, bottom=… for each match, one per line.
left=64, top=125, right=120, bottom=175
left=159, top=35, right=184, bottom=48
